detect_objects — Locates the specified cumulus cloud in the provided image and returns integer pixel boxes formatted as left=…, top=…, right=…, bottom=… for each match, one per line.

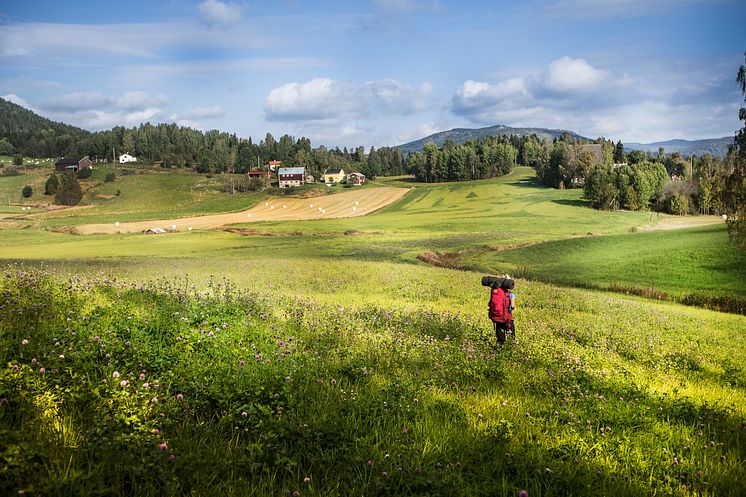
left=264, top=77, right=431, bottom=122
left=544, top=57, right=608, bottom=92
left=198, top=0, right=243, bottom=26
left=450, top=55, right=740, bottom=141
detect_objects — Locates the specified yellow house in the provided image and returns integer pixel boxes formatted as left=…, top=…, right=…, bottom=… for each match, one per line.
left=323, top=168, right=345, bottom=184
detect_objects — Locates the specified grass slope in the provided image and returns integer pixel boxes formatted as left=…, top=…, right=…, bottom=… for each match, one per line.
left=1, top=267, right=744, bottom=496
left=482, top=224, right=746, bottom=299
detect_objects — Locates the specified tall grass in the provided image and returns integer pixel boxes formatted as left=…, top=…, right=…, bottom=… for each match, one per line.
left=1, top=267, right=744, bottom=496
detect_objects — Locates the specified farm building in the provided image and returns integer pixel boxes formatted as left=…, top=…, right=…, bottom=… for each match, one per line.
left=247, top=171, right=271, bottom=179
left=324, top=168, right=346, bottom=184
left=119, top=153, right=137, bottom=163
left=278, top=167, right=305, bottom=188
left=55, top=156, right=93, bottom=172
left=347, top=172, right=366, bottom=185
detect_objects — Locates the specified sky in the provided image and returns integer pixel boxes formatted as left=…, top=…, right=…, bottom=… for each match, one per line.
left=0, top=0, right=744, bottom=149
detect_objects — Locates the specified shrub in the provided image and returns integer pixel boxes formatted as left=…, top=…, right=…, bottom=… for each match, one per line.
left=667, top=192, right=689, bottom=215
left=12, top=154, right=23, bottom=166
left=76, top=167, right=92, bottom=179
left=21, top=185, right=32, bottom=198
left=54, top=172, right=83, bottom=206
left=44, top=174, right=59, bottom=195
left=105, top=172, right=116, bottom=182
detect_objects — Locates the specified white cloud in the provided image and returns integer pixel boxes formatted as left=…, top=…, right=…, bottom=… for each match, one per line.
left=114, top=91, right=169, bottom=111
left=450, top=55, right=740, bottom=142
left=40, top=92, right=112, bottom=112
left=544, top=57, right=608, bottom=92
left=264, top=77, right=431, bottom=122
left=2, top=93, right=33, bottom=109
left=198, top=0, right=243, bottom=26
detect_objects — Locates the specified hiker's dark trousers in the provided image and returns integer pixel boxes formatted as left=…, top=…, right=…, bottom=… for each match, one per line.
left=493, top=320, right=510, bottom=344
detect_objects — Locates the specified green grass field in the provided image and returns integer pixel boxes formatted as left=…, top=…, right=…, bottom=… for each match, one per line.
left=1, top=165, right=745, bottom=495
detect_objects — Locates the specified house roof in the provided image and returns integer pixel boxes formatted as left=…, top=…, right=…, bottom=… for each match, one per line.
left=55, top=156, right=86, bottom=165
left=347, top=172, right=365, bottom=177
left=577, top=144, right=605, bottom=165
left=278, top=167, right=305, bottom=175
left=324, top=168, right=344, bottom=174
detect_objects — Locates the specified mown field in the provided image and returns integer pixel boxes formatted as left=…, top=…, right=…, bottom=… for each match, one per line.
left=1, top=166, right=745, bottom=496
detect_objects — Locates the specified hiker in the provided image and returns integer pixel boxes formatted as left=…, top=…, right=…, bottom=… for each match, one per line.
left=507, top=282, right=516, bottom=339
left=488, top=279, right=513, bottom=347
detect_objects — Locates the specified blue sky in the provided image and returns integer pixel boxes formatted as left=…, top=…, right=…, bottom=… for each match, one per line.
left=1, top=0, right=744, bottom=148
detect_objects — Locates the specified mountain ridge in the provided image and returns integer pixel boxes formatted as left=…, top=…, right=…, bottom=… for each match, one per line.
left=395, top=123, right=733, bottom=158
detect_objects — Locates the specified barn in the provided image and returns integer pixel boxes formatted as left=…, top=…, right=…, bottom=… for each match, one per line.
left=278, top=167, right=305, bottom=188
left=55, top=156, right=93, bottom=172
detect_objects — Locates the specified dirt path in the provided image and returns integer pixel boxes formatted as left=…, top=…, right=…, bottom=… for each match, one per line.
left=642, top=215, right=725, bottom=231
left=74, top=187, right=410, bottom=235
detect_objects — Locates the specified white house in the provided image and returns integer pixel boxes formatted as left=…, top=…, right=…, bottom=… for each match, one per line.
left=119, top=153, right=137, bottom=164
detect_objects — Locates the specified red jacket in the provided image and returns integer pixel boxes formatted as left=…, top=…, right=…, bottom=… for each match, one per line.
left=488, top=287, right=512, bottom=323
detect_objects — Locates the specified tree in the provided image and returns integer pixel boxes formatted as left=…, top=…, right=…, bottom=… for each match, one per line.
left=54, top=172, right=83, bottom=206
left=0, top=138, right=13, bottom=156
left=21, top=185, right=32, bottom=198
left=719, top=51, right=746, bottom=249
left=44, top=173, right=59, bottom=195
left=12, top=154, right=23, bottom=166
left=613, top=141, right=625, bottom=164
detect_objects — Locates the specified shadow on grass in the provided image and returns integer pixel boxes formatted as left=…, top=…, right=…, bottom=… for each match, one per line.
left=552, top=199, right=590, bottom=207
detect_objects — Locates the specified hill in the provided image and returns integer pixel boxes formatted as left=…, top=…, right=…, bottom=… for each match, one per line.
left=0, top=97, right=91, bottom=157
left=623, top=137, right=733, bottom=157
left=395, top=124, right=588, bottom=154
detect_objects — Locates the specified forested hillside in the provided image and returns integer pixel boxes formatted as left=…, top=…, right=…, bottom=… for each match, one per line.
left=0, top=98, right=90, bottom=157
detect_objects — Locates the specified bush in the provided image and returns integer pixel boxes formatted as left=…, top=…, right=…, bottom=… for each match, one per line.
left=21, top=185, right=32, bottom=198
left=54, top=172, right=83, bottom=206
left=12, top=154, right=23, bottom=166
left=76, top=167, right=92, bottom=179
left=668, top=192, right=690, bottom=215
left=44, top=174, right=59, bottom=195
left=105, top=172, right=116, bottom=182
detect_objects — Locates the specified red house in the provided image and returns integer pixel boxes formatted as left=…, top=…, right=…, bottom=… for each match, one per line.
left=55, top=156, right=93, bottom=172
left=247, top=171, right=271, bottom=179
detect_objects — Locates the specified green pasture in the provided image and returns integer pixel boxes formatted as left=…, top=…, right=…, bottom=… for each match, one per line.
left=482, top=223, right=746, bottom=299
left=1, top=265, right=744, bottom=496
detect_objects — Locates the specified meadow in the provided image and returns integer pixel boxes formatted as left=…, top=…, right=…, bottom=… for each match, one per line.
left=1, top=165, right=745, bottom=496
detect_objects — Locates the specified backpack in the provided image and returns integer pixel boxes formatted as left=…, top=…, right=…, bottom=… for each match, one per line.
left=488, top=287, right=511, bottom=323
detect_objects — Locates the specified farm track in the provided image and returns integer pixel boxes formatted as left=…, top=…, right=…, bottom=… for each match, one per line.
left=74, top=187, right=411, bottom=234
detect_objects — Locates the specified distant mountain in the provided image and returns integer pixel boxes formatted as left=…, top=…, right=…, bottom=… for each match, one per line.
left=395, top=124, right=588, bottom=154
left=624, top=137, right=733, bottom=158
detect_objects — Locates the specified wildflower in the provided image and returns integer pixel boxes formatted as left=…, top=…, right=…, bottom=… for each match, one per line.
left=120, top=380, right=128, bottom=387
left=139, top=373, right=146, bottom=380
left=303, top=477, right=311, bottom=483
left=520, top=491, right=529, bottom=497
left=241, top=411, right=248, bottom=417
left=151, top=397, right=158, bottom=404
left=21, top=339, right=28, bottom=345
left=112, top=371, right=120, bottom=378
left=0, top=398, right=8, bottom=406
left=176, top=393, right=184, bottom=401
left=11, top=365, right=19, bottom=371
left=382, top=471, right=389, bottom=477
left=168, top=454, right=175, bottom=461
left=159, top=443, right=168, bottom=451
left=152, top=428, right=160, bottom=435
left=239, top=360, right=245, bottom=366
left=367, top=460, right=374, bottom=466
left=31, top=358, right=38, bottom=366
left=544, top=467, right=552, bottom=476
left=39, top=368, right=46, bottom=374
left=673, top=457, right=679, bottom=465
